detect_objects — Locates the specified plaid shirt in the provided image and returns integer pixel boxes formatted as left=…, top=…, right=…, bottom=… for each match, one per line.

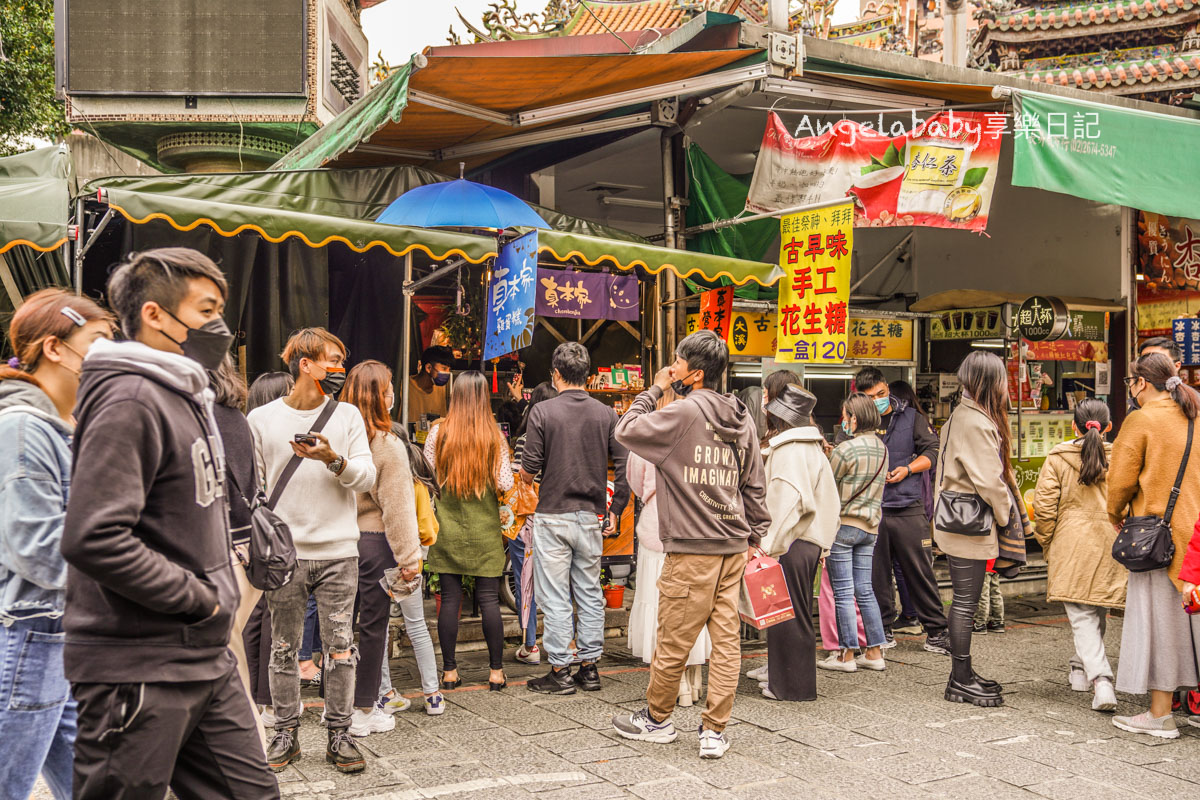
left=829, top=434, right=890, bottom=532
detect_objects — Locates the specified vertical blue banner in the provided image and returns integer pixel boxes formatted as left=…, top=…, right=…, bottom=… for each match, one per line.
left=483, top=230, right=537, bottom=361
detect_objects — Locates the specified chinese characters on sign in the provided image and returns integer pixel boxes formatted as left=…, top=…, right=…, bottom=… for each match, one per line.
left=698, top=288, right=735, bottom=340
left=849, top=317, right=915, bottom=361
left=534, top=269, right=640, bottom=321
left=686, top=310, right=777, bottom=357
left=1016, top=296, right=1069, bottom=342
left=483, top=231, right=537, bottom=361
left=929, top=306, right=1003, bottom=340
left=1173, top=318, right=1200, bottom=366
left=776, top=202, right=854, bottom=365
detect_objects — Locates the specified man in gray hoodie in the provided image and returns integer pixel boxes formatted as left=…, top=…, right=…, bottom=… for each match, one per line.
left=610, top=330, right=769, bottom=759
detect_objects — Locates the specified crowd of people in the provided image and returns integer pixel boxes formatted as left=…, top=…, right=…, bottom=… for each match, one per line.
left=4, top=246, right=1200, bottom=798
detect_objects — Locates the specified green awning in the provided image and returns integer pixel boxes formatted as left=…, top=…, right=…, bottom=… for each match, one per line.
left=83, top=166, right=498, bottom=264
left=534, top=229, right=783, bottom=287
left=0, top=145, right=73, bottom=255
left=1012, top=89, right=1200, bottom=218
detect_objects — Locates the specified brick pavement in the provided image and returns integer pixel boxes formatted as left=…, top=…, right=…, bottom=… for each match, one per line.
left=257, top=597, right=1200, bottom=800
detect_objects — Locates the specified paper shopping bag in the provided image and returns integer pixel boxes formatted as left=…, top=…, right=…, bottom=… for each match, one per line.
left=738, top=554, right=795, bottom=630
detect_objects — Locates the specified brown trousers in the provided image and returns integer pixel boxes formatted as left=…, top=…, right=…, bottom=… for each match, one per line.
left=647, top=551, right=747, bottom=732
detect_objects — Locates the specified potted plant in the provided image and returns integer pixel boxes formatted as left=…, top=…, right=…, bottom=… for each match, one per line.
left=601, top=566, right=625, bottom=609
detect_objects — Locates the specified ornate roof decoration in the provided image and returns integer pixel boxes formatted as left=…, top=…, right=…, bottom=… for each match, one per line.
left=980, top=0, right=1198, bottom=31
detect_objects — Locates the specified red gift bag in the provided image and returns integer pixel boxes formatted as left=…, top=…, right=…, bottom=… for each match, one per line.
left=738, top=553, right=795, bottom=630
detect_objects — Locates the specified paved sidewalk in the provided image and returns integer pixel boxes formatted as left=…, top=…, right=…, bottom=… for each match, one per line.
left=260, top=597, right=1200, bottom=800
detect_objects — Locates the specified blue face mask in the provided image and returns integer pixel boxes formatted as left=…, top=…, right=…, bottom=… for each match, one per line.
left=873, top=395, right=890, bottom=415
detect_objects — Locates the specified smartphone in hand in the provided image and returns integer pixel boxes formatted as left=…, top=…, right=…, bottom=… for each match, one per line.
left=294, top=433, right=318, bottom=446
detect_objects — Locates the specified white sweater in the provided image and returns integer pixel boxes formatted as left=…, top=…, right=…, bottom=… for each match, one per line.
left=247, top=397, right=376, bottom=560
left=760, top=426, right=841, bottom=556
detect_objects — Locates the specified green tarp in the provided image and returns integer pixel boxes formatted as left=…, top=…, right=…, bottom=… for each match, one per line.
left=1012, top=90, right=1200, bottom=219
left=0, top=145, right=73, bottom=301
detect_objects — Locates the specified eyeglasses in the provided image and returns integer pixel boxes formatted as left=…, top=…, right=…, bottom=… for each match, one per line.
left=1123, top=377, right=1140, bottom=388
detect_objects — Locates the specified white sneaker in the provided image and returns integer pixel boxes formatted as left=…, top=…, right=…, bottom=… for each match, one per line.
left=515, top=644, right=541, bottom=665
left=817, top=652, right=858, bottom=672
left=677, top=670, right=694, bottom=707
left=349, top=707, right=396, bottom=737
left=612, top=708, right=678, bottom=743
left=761, top=687, right=778, bottom=701
left=1113, top=710, right=1179, bottom=739
left=747, top=663, right=769, bottom=682
left=699, top=727, right=730, bottom=759
left=1069, top=664, right=1090, bottom=692
left=425, top=692, right=446, bottom=716
left=378, top=692, right=411, bottom=715
left=1092, top=677, right=1117, bottom=712
left=855, top=654, right=886, bottom=671
left=259, top=706, right=277, bottom=728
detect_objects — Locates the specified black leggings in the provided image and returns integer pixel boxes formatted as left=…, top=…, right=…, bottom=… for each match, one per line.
left=947, top=556, right=987, bottom=682
left=438, top=574, right=504, bottom=671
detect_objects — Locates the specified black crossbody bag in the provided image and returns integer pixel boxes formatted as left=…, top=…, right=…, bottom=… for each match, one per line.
left=932, top=412, right=995, bottom=537
left=1113, top=417, right=1192, bottom=573
left=232, top=399, right=338, bottom=591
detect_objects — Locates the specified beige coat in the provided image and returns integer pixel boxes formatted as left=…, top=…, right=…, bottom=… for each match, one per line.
left=1033, top=440, right=1125, bottom=609
left=1107, top=395, right=1200, bottom=591
left=932, top=399, right=1011, bottom=560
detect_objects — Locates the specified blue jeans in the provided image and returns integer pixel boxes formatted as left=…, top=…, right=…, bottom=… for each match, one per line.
left=507, top=535, right=537, bottom=649
left=0, top=615, right=76, bottom=800
left=533, top=511, right=604, bottom=667
left=828, top=525, right=887, bottom=650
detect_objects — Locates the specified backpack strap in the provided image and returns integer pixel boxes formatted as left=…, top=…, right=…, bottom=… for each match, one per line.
left=1163, top=417, right=1194, bottom=527
left=266, top=399, right=339, bottom=511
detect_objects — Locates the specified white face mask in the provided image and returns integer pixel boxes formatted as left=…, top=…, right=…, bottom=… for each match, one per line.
left=386, top=393, right=395, bottom=412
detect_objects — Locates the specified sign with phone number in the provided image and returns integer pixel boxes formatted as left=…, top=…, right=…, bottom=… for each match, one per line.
left=774, top=202, right=854, bottom=364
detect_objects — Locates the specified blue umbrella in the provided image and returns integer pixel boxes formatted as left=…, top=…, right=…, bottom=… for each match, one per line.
left=375, top=178, right=550, bottom=230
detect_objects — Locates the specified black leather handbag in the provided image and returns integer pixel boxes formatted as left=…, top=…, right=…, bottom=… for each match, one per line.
left=932, top=412, right=995, bottom=537
left=1113, top=417, right=1192, bottom=572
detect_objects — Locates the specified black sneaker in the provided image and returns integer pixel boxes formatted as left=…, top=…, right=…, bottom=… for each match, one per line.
left=987, top=621, right=1005, bottom=634
left=326, top=728, right=366, bottom=773
left=893, top=617, right=923, bottom=635
left=924, top=631, right=951, bottom=655
left=265, top=726, right=300, bottom=772
left=575, top=663, right=601, bottom=691
left=972, top=622, right=988, bottom=634
left=881, top=629, right=897, bottom=650
left=527, top=666, right=577, bottom=695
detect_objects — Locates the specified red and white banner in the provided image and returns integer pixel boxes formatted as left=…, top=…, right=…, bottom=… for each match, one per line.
left=746, top=111, right=1006, bottom=232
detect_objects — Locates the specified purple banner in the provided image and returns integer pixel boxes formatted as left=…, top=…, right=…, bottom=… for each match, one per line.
left=536, top=269, right=640, bottom=321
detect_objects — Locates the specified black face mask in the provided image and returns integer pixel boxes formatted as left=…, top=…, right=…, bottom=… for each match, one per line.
left=317, top=366, right=346, bottom=397
left=163, top=310, right=233, bottom=372
left=1128, top=385, right=1142, bottom=411
left=671, top=369, right=699, bottom=398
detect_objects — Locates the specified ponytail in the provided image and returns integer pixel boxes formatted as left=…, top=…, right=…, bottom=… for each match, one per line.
left=1168, top=377, right=1200, bottom=420
left=1073, top=398, right=1109, bottom=486
left=1133, top=354, right=1200, bottom=420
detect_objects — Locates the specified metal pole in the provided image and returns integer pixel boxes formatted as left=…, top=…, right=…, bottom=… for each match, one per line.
left=73, top=198, right=84, bottom=295
left=659, top=131, right=676, bottom=371
left=400, top=252, right=413, bottom=430
left=682, top=195, right=854, bottom=236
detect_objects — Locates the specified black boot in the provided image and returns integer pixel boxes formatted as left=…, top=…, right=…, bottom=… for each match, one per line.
left=973, top=669, right=1002, bottom=693
left=326, top=728, right=366, bottom=773
left=265, top=726, right=300, bottom=772
left=946, top=656, right=1003, bottom=708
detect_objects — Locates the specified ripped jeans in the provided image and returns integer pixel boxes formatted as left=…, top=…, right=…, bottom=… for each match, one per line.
left=266, top=558, right=358, bottom=730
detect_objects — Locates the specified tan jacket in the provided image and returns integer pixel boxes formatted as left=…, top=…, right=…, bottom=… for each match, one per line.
left=1033, top=440, right=1125, bottom=609
left=357, top=431, right=422, bottom=571
left=1107, top=396, right=1200, bottom=591
left=932, top=399, right=1011, bottom=560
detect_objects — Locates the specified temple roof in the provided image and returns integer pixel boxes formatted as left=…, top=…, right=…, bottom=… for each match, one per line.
left=980, top=0, right=1198, bottom=32
left=1023, top=51, right=1200, bottom=88
left=563, top=0, right=729, bottom=34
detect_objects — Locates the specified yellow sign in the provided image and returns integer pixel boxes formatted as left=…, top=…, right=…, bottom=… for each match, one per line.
left=850, top=317, right=915, bottom=361
left=685, top=310, right=777, bottom=357
left=776, top=202, right=854, bottom=364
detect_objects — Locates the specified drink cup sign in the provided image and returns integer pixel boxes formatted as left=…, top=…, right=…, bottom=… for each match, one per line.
left=1016, top=296, right=1069, bottom=342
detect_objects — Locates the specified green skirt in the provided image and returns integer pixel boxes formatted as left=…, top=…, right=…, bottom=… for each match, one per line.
left=426, top=487, right=505, bottom=578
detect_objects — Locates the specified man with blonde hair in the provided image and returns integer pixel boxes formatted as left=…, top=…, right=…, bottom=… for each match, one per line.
left=248, top=328, right=376, bottom=773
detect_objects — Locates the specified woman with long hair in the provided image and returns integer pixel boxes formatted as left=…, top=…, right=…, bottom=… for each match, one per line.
left=508, top=380, right=558, bottom=665
left=626, top=386, right=711, bottom=705
left=0, top=289, right=113, bottom=799
left=821, top=393, right=890, bottom=674
left=756, top=383, right=841, bottom=700
left=1033, top=398, right=1123, bottom=713
left=424, top=370, right=513, bottom=690
left=933, top=351, right=1014, bottom=707
left=342, top=361, right=440, bottom=734
left=1107, top=353, right=1200, bottom=738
